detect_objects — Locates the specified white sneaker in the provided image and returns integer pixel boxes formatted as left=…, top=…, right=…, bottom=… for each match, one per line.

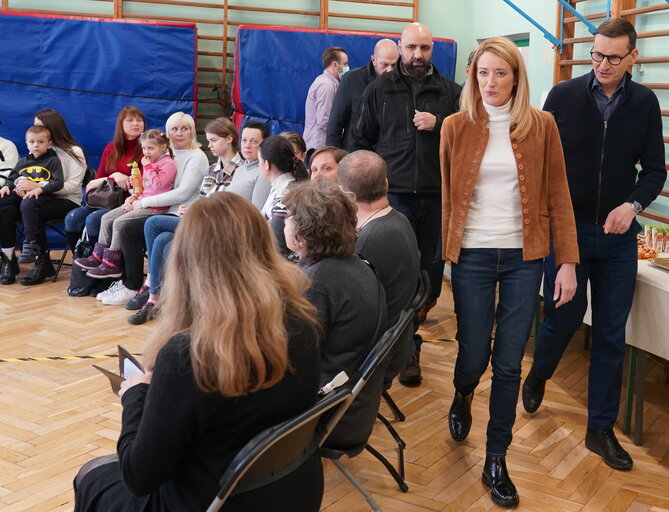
left=102, top=284, right=137, bottom=305
left=97, top=280, right=124, bottom=301
left=101, top=283, right=138, bottom=306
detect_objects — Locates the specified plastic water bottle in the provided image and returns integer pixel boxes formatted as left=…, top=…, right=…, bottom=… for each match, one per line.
left=128, top=161, right=142, bottom=195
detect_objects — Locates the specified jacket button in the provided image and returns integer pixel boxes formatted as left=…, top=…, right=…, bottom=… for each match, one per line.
left=519, top=175, right=525, bottom=181
left=522, top=198, right=528, bottom=204
left=516, top=153, right=522, bottom=159
left=518, top=164, right=524, bottom=170
left=524, top=229, right=529, bottom=235
left=524, top=219, right=530, bottom=225
left=521, top=186, right=527, bottom=192
left=512, top=143, right=518, bottom=149
left=523, top=209, right=529, bottom=214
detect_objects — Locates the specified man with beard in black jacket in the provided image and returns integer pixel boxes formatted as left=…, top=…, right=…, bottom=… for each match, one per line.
left=326, top=38, right=399, bottom=151
left=353, top=22, right=461, bottom=386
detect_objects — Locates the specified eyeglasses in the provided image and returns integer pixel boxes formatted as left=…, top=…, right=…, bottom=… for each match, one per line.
left=241, top=138, right=260, bottom=146
left=590, top=48, right=632, bottom=66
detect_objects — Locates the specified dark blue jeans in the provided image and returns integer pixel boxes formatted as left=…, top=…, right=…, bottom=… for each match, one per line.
left=65, top=206, right=109, bottom=238
left=144, top=214, right=179, bottom=295
left=533, top=221, right=639, bottom=430
left=451, top=248, right=543, bottom=456
left=388, top=192, right=442, bottom=351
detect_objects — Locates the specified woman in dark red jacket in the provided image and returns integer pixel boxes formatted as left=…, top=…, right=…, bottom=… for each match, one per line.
left=64, top=106, right=145, bottom=243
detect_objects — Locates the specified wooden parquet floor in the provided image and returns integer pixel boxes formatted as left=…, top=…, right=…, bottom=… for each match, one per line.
left=1, top=262, right=668, bottom=511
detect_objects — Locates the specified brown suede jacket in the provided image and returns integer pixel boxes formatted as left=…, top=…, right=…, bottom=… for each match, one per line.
left=440, top=102, right=579, bottom=266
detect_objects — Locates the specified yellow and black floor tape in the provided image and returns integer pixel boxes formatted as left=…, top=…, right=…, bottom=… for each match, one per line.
left=0, top=353, right=140, bottom=363
left=422, top=338, right=457, bottom=343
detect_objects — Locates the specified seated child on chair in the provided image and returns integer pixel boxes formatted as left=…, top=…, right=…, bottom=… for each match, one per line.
left=0, top=125, right=63, bottom=285
left=75, top=129, right=177, bottom=279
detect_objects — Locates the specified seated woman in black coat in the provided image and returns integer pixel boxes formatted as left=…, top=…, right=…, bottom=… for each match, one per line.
left=283, top=180, right=386, bottom=448
left=73, top=192, right=322, bottom=512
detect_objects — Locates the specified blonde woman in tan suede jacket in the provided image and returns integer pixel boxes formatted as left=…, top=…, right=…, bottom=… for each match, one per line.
left=439, top=37, right=579, bottom=508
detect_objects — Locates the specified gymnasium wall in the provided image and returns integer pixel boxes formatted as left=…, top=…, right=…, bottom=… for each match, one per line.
left=0, top=12, right=197, bottom=169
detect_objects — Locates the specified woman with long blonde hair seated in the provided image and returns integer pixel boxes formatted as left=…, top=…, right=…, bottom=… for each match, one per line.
left=74, top=193, right=323, bottom=511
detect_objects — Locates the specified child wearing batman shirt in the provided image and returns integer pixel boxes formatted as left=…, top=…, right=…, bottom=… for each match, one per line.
left=0, top=125, right=64, bottom=285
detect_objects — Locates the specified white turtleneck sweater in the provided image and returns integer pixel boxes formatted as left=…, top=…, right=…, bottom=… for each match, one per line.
left=461, top=100, right=523, bottom=249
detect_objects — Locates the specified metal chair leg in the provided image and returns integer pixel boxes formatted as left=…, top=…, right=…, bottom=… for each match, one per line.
left=364, top=444, right=408, bottom=493
left=330, top=459, right=382, bottom=512
left=381, top=390, right=405, bottom=421
left=376, top=413, right=405, bottom=479
left=52, top=245, right=70, bottom=282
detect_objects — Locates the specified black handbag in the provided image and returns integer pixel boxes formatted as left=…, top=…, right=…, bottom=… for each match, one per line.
left=67, top=264, right=115, bottom=297
left=85, top=178, right=124, bottom=209
left=73, top=228, right=93, bottom=259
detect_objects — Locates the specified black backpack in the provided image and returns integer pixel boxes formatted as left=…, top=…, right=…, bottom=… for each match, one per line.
left=67, top=264, right=115, bottom=297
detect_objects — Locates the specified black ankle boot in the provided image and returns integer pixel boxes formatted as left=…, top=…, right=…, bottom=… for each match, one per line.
left=448, top=390, right=473, bottom=441
left=482, top=455, right=519, bottom=507
left=522, top=366, right=546, bottom=414
left=20, top=251, right=55, bottom=286
left=1, top=252, right=19, bottom=285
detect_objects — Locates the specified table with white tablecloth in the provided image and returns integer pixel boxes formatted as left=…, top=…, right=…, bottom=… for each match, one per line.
left=625, top=259, right=669, bottom=359
left=622, top=259, right=669, bottom=445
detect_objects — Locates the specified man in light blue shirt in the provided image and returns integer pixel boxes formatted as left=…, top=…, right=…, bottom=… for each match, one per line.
left=303, top=46, right=348, bottom=151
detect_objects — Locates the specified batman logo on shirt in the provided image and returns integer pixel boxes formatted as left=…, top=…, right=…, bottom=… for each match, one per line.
left=18, top=166, right=51, bottom=182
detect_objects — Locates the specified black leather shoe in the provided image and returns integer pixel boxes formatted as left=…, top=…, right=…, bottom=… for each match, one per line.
left=585, top=428, right=633, bottom=470
left=482, top=455, right=519, bottom=508
left=522, top=366, right=546, bottom=413
left=399, top=351, right=422, bottom=387
left=1, top=252, right=19, bottom=285
left=448, top=390, right=473, bottom=441
left=20, top=252, right=55, bottom=286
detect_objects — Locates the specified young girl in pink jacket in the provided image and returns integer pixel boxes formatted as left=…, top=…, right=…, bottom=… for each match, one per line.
left=75, top=130, right=177, bottom=278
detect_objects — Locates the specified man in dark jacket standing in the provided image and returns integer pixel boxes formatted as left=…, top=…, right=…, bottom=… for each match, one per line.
left=326, top=38, right=399, bottom=151
left=353, top=22, right=461, bottom=386
left=523, top=18, right=666, bottom=470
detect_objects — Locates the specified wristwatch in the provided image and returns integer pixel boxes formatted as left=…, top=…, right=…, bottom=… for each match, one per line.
left=628, top=201, right=642, bottom=213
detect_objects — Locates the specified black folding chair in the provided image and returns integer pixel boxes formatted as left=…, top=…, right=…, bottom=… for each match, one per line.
left=374, top=269, right=430, bottom=482
left=48, top=167, right=97, bottom=281
left=44, top=219, right=69, bottom=281
left=206, top=387, right=353, bottom=512
left=321, top=302, right=422, bottom=511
